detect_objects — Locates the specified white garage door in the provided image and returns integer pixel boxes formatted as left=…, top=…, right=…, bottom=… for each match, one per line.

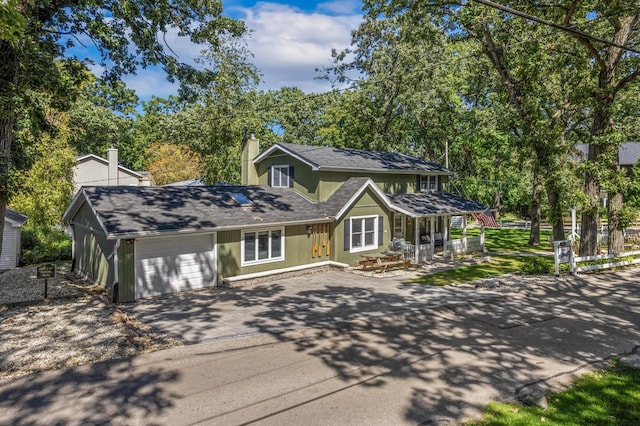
left=135, top=233, right=216, bottom=299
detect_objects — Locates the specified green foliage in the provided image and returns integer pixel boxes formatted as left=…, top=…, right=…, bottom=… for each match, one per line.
left=470, top=363, right=640, bottom=426
left=20, top=226, right=72, bottom=266
left=520, top=256, right=554, bottom=275
left=146, top=142, right=201, bottom=185
left=10, top=128, right=75, bottom=229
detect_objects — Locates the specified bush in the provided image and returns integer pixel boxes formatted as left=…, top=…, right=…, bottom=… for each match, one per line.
left=520, top=256, right=554, bottom=275
left=20, top=226, right=72, bottom=266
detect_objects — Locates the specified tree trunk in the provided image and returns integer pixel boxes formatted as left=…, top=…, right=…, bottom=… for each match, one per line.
left=608, top=191, right=624, bottom=254
left=491, top=190, right=500, bottom=220
left=528, top=171, right=542, bottom=246
left=545, top=179, right=564, bottom=242
left=0, top=40, right=20, bottom=259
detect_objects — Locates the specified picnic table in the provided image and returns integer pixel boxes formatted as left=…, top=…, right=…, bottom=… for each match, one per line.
left=358, top=252, right=410, bottom=273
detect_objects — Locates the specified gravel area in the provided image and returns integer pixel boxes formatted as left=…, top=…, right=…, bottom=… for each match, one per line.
left=0, top=266, right=181, bottom=380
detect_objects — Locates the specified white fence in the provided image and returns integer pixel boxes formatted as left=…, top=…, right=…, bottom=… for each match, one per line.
left=553, top=240, right=640, bottom=274
left=573, top=250, right=640, bottom=273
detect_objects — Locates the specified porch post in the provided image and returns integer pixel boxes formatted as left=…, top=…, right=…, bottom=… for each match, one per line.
left=414, top=215, right=420, bottom=264
left=430, top=217, right=435, bottom=260
left=443, top=216, right=449, bottom=259
left=462, top=215, right=467, bottom=252
left=480, top=223, right=486, bottom=253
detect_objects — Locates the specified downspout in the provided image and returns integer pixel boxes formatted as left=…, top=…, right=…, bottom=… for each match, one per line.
left=108, top=239, right=121, bottom=303
left=69, top=225, right=76, bottom=271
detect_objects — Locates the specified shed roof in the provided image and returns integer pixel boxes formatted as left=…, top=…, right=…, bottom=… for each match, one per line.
left=5, top=207, right=27, bottom=225
left=574, top=142, right=640, bottom=166
left=254, top=142, right=449, bottom=174
left=387, top=192, right=487, bottom=217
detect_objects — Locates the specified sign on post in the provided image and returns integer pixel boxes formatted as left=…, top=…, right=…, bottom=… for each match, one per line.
left=37, top=263, right=56, bottom=299
left=37, top=263, right=56, bottom=279
left=553, top=240, right=572, bottom=276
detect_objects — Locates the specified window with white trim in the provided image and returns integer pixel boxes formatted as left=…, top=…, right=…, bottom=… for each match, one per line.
left=241, top=228, right=284, bottom=265
left=349, top=215, right=378, bottom=253
left=271, top=165, right=290, bottom=187
left=420, top=175, right=438, bottom=192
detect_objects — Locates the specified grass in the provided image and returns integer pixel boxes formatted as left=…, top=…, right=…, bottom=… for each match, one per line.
left=450, top=227, right=553, bottom=253
left=413, top=228, right=555, bottom=286
left=468, top=362, right=640, bottom=425
left=411, top=255, right=524, bottom=286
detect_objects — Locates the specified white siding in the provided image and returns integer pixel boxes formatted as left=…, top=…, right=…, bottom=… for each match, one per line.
left=135, top=233, right=216, bottom=299
left=0, top=224, right=18, bottom=270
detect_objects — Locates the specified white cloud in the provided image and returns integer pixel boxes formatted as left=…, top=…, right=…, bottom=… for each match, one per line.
left=240, top=2, right=361, bottom=92
left=74, top=2, right=362, bottom=99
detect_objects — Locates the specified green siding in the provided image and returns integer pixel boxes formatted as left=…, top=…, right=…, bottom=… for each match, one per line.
left=319, top=170, right=417, bottom=200
left=332, top=188, right=393, bottom=266
left=217, top=223, right=331, bottom=279
left=117, top=239, right=135, bottom=303
left=256, top=153, right=319, bottom=200
left=72, top=202, right=115, bottom=290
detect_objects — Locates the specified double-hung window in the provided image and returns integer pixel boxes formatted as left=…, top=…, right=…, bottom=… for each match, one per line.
left=349, top=215, right=378, bottom=253
left=271, top=165, right=290, bottom=187
left=242, top=228, right=284, bottom=265
left=420, top=175, right=438, bottom=192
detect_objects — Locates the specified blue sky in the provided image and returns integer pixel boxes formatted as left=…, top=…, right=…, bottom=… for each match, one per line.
left=96, top=1, right=363, bottom=100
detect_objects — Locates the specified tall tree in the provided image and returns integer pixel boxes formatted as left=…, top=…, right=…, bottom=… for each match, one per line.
left=0, top=0, right=245, bottom=254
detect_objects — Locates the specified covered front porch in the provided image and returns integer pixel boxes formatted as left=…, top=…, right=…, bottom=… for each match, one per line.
left=387, top=192, right=488, bottom=264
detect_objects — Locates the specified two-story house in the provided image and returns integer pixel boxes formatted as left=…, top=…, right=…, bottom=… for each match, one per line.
left=63, top=136, right=486, bottom=302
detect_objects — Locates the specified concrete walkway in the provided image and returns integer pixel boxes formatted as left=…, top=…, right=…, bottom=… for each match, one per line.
left=1, top=268, right=639, bottom=425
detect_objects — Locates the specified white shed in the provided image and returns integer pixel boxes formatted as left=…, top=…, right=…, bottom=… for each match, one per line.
left=0, top=208, right=27, bottom=270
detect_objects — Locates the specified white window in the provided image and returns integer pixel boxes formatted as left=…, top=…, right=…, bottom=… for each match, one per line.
left=271, top=165, right=290, bottom=187
left=420, top=175, right=438, bottom=192
left=349, top=215, right=378, bottom=253
left=241, top=228, right=284, bottom=266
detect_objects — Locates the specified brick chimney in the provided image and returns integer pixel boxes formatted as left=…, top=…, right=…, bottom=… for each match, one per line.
left=241, top=134, right=259, bottom=185
left=107, top=147, right=118, bottom=186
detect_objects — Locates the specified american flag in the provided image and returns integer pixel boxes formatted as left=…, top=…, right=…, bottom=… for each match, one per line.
left=473, top=212, right=499, bottom=228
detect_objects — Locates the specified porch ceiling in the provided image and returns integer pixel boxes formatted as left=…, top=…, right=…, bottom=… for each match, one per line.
left=387, top=192, right=487, bottom=217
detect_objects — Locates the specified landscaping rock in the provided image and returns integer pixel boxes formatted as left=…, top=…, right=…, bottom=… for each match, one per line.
left=619, top=354, right=640, bottom=369
left=517, top=385, right=548, bottom=409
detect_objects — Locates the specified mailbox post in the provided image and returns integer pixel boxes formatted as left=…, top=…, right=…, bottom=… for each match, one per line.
left=37, top=263, right=56, bottom=299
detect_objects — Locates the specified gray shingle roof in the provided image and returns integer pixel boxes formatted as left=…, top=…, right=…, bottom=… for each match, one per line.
left=260, top=142, right=449, bottom=174
left=5, top=207, right=27, bottom=225
left=387, top=192, right=487, bottom=216
left=574, top=142, right=640, bottom=166
left=76, top=186, right=327, bottom=239
left=322, top=177, right=372, bottom=217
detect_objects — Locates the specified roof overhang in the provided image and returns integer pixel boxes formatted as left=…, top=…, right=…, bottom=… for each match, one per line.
left=105, top=217, right=334, bottom=240
left=253, top=144, right=320, bottom=170
left=75, top=154, right=145, bottom=179
left=334, top=179, right=415, bottom=220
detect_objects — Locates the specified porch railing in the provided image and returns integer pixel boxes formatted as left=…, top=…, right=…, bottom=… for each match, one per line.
left=402, top=243, right=432, bottom=264
left=445, top=236, right=483, bottom=256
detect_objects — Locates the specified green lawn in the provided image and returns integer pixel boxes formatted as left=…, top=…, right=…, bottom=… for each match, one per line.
left=411, top=255, right=524, bottom=286
left=450, top=227, right=553, bottom=253
left=468, top=363, right=640, bottom=425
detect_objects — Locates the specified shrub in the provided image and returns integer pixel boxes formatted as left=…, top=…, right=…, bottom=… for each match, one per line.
left=20, top=226, right=72, bottom=266
left=520, top=256, right=554, bottom=275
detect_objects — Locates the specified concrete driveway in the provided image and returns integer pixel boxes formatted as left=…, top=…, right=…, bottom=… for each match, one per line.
left=123, top=269, right=500, bottom=344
